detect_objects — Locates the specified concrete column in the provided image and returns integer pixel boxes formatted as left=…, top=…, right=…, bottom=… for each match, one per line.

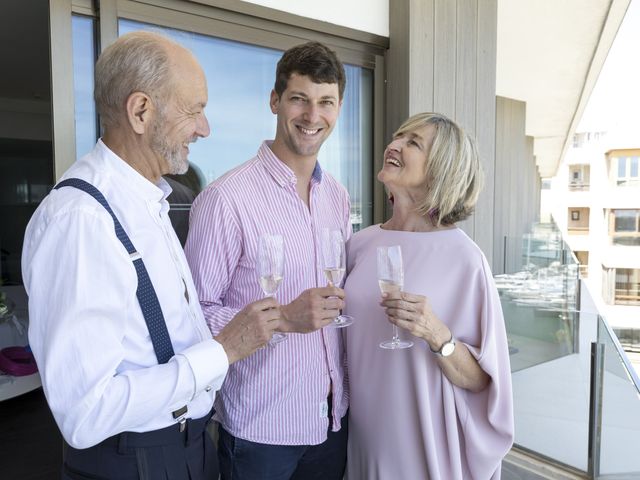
left=495, top=96, right=541, bottom=274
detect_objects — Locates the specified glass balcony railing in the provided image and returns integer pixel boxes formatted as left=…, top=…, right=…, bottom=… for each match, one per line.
left=596, top=318, right=640, bottom=477
left=497, top=222, right=640, bottom=478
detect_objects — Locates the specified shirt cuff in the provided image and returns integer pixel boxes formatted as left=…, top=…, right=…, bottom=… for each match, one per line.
left=177, top=338, right=229, bottom=396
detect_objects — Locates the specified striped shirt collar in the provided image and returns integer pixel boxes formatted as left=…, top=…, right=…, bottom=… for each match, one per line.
left=258, top=141, right=323, bottom=187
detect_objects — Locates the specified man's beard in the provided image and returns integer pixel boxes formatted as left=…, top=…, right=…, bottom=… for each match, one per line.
left=150, top=115, right=191, bottom=175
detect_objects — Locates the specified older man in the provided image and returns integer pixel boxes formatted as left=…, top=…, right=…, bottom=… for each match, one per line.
left=22, top=31, right=280, bottom=480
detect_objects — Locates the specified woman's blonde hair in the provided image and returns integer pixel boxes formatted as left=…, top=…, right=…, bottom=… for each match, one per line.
left=394, top=112, right=484, bottom=226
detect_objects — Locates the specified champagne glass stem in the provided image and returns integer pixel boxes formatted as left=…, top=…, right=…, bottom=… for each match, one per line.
left=392, top=325, right=401, bottom=344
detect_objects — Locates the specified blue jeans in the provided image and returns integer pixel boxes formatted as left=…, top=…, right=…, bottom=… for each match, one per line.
left=217, top=413, right=348, bottom=480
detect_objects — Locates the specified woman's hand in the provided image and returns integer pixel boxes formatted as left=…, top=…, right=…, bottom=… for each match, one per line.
left=380, top=290, right=450, bottom=351
left=380, top=290, right=490, bottom=393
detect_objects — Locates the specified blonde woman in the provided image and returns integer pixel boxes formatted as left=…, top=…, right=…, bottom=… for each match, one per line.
left=344, top=113, right=514, bottom=479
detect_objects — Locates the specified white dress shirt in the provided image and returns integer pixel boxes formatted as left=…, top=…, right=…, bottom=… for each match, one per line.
left=22, top=140, right=228, bottom=449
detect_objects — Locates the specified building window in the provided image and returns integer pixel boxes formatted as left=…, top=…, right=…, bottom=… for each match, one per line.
left=567, top=207, right=589, bottom=234
left=614, top=268, right=640, bottom=305
left=575, top=250, right=588, bottom=278
left=614, top=155, right=640, bottom=186
left=568, top=165, right=589, bottom=191
left=609, top=209, right=640, bottom=246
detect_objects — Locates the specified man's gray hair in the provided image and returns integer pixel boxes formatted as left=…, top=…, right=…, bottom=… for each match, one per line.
left=94, top=31, right=175, bottom=130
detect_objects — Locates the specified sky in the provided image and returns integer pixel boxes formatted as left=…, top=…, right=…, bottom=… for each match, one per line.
left=578, top=0, right=640, bottom=139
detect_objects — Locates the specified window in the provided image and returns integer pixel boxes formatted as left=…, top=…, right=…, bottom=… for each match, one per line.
left=614, top=268, right=640, bottom=305
left=568, top=165, right=589, bottom=191
left=609, top=209, right=640, bottom=245
left=614, top=155, right=640, bottom=186
left=72, top=15, right=376, bottom=243
left=574, top=250, right=588, bottom=278
left=72, top=15, right=97, bottom=159
left=567, top=207, right=589, bottom=234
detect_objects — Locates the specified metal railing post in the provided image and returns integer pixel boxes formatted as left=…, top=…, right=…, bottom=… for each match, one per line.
left=588, top=342, right=604, bottom=479
left=503, top=235, right=507, bottom=274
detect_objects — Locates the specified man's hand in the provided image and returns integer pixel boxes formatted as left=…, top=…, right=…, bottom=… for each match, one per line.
left=280, top=286, right=345, bottom=333
left=215, top=297, right=281, bottom=364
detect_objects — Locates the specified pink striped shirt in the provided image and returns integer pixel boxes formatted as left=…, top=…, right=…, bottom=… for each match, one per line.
left=185, top=141, right=351, bottom=445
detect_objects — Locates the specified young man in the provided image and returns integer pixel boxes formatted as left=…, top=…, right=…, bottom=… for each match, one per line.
left=22, top=31, right=281, bottom=479
left=185, top=42, right=350, bottom=479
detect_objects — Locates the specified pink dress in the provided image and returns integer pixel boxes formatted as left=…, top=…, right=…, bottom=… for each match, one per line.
left=344, top=225, right=514, bottom=480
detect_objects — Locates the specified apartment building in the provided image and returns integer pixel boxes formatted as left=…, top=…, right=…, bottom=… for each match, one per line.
left=548, top=131, right=640, bottom=347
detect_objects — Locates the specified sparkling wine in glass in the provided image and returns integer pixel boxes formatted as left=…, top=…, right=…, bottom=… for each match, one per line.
left=257, top=233, right=286, bottom=344
left=377, top=245, right=413, bottom=349
left=320, top=228, right=353, bottom=328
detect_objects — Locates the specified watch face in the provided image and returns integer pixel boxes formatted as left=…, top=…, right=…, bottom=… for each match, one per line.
left=441, top=341, right=455, bottom=357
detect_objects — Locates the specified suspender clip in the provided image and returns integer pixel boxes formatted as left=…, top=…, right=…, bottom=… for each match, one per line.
left=172, top=405, right=188, bottom=432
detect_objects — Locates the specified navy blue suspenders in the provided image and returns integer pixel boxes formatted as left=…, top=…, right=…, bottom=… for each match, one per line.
left=54, top=178, right=188, bottom=423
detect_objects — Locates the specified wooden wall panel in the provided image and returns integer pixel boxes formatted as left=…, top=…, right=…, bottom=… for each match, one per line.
left=388, top=0, right=497, bottom=262
left=474, top=0, right=497, bottom=265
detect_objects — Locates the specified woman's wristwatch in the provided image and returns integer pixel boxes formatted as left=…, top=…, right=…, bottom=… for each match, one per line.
left=430, top=333, right=456, bottom=357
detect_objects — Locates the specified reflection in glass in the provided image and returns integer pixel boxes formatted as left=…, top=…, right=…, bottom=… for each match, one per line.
left=598, top=317, right=640, bottom=476
left=71, top=15, right=97, bottom=159
left=617, top=157, right=626, bottom=177
left=117, top=19, right=373, bottom=232
left=613, top=209, right=638, bottom=232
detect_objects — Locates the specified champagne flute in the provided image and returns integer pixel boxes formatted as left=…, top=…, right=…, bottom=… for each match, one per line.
left=257, top=233, right=286, bottom=344
left=320, top=228, right=354, bottom=328
left=377, top=245, right=413, bottom=349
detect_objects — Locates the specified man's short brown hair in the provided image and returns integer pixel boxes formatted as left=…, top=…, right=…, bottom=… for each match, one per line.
left=274, top=42, right=346, bottom=99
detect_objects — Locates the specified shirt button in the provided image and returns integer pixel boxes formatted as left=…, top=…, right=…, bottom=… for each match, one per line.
left=205, top=386, right=212, bottom=392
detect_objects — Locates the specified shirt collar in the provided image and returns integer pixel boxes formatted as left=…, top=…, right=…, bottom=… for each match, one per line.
left=97, top=139, right=171, bottom=204
left=257, top=141, right=324, bottom=188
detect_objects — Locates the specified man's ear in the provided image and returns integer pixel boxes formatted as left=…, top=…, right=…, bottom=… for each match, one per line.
left=126, top=92, right=153, bottom=134
left=269, top=89, right=280, bottom=114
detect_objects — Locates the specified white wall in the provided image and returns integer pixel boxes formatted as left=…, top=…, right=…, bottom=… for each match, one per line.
left=241, top=0, right=389, bottom=36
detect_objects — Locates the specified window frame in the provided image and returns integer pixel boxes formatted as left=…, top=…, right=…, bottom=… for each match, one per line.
left=608, top=209, right=640, bottom=246
left=611, top=153, right=640, bottom=187
left=614, top=268, right=640, bottom=305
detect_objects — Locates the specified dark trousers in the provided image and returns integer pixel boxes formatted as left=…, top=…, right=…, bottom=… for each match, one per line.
left=61, top=409, right=218, bottom=480
left=217, top=411, right=348, bottom=480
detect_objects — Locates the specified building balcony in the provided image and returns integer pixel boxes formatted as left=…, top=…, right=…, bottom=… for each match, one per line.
left=568, top=181, right=590, bottom=192
left=498, top=224, right=640, bottom=479
left=568, top=227, right=590, bottom=236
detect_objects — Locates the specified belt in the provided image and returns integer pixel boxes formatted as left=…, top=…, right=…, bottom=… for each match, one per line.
left=99, top=407, right=214, bottom=454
